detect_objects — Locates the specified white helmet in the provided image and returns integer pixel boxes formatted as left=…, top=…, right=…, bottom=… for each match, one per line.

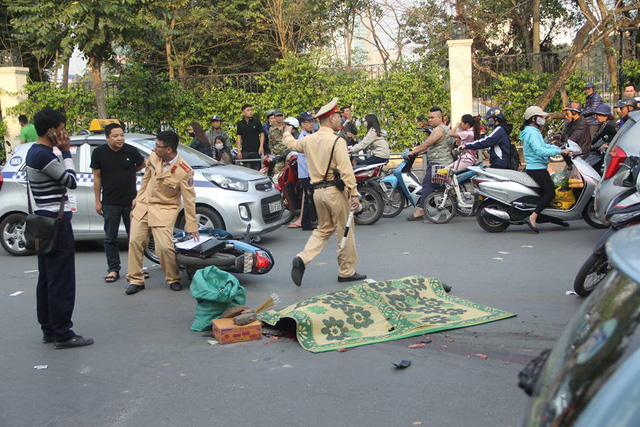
left=523, top=105, right=549, bottom=120
left=284, top=117, right=300, bottom=128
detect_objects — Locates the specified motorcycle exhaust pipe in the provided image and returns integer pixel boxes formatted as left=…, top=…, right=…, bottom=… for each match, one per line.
left=482, top=207, right=511, bottom=221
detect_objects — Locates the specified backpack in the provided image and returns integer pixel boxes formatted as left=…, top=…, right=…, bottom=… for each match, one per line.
left=509, top=143, right=521, bottom=170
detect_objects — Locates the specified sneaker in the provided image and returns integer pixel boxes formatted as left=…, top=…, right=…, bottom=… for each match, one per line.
left=54, top=335, right=94, bottom=349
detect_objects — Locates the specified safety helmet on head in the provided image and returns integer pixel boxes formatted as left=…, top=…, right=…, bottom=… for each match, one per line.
left=483, top=107, right=505, bottom=121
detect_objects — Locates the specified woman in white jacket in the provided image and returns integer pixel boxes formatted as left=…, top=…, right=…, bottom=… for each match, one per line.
left=348, top=114, right=390, bottom=165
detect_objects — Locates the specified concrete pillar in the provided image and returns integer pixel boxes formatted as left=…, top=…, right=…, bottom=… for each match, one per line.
left=0, top=66, right=30, bottom=147
left=446, top=39, right=473, bottom=126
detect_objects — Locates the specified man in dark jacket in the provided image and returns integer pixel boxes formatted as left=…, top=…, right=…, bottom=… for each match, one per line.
left=562, top=101, right=591, bottom=158
left=586, top=104, right=618, bottom=171
left=464, top=106, right=512, bottom=169
left=582, top=82, right=603, bottom=136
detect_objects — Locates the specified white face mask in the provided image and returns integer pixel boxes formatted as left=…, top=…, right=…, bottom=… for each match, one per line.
left=535, top=117, right=546, bottom=126
left=215, top=143, right=224, bottom=150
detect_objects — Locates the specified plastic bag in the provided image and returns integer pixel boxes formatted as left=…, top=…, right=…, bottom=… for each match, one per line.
left=551, top=170, right=569, bottom=188
left=568, top=167, right=584, bottom=188
left=190, top=266, right=246, bottom=331
left=551, top=188, right=576, bottom=210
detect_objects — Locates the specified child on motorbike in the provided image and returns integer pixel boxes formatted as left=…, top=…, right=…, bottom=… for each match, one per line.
left=447, top=114, right=479, bottom=172
left=521, top=106, right=571, bottom=233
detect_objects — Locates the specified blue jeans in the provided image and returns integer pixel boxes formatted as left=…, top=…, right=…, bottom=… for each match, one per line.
left=103, top=204, right=131, bottom=273
left=418, top=163, right=436, bottom=207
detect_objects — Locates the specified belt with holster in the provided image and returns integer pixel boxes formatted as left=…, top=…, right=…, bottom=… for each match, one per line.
left=311, top=181, right=338, bottom=190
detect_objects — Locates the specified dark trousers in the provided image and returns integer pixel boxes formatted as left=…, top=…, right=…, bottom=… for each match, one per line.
left=300, top=178, right=314, bottom=229
left=526, top=169, right=556, bottom=214
left=418, top=163, right=436, bottom=207
left=358, top=155, right=388, bottom=166
left=103, top=204, right=131, bottom=273
left=36, top=219, right=75, bottom=341
left=241, top=151, right=261, bottom=170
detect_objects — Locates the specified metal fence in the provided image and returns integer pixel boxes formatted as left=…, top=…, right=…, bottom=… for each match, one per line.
left=472, top=48, right=621, bottom=115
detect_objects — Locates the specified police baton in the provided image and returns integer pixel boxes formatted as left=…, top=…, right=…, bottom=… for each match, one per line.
left=340, top=211, right=354, bottom=250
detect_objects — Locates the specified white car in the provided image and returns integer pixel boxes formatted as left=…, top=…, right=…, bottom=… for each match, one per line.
left=0, top=133, right=286, bottom=256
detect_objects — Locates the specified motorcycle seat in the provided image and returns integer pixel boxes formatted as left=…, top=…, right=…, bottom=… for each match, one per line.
left=484, top=168, right=540, bottom=188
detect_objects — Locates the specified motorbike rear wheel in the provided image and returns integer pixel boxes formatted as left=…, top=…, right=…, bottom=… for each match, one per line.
left=573, top=252, right=611, bottom=297
left=354, top=186, right=384, bottom=225
left=423, top=191, right=456, bottom=224
left=582, top=199, right=609, bottom=229
left=476, top=200, right=510, bottom=232
left=382, top=188, right=406, bottom=218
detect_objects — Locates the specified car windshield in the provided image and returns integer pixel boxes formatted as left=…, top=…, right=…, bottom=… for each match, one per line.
left=133, top=138, right=219, bottom=169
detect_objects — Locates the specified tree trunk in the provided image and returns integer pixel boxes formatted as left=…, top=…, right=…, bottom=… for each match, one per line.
left=603, top=33, right=618, bottom=100
left=532, top=0, right=542, bottom=72
left=62, top=58, right=70, bottom=89
left=535, top=20, right=594, bottom=109
left=89, top=56, right=108, bottom=119
left=165, top=18, right=176, bottom=80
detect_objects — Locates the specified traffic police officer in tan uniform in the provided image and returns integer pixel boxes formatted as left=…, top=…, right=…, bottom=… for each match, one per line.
left=283, top=98, right=366, bottom=286
left=125, top=130, right=199, bottom=295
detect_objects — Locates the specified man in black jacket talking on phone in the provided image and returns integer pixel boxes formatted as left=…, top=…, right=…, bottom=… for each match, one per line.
left=25, top=108, right=94, bottom=349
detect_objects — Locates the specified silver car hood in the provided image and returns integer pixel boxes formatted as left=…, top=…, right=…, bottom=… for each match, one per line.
left=195, top=163, right=267, bottom=181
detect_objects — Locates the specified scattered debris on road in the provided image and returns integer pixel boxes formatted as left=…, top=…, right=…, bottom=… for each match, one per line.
left=393, top=359, right=412, bottom=369
left=9, top=291, right=23, bottom=297
left=33, top=365, right=48, bottom=370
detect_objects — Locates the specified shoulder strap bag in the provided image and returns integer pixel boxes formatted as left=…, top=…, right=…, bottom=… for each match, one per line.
left=24, top=181, right=66, bottom=255
left=323, top=136, right=345, bottom=191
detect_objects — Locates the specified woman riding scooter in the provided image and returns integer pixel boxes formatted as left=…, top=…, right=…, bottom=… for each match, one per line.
left=347, top=114, right=390, bottom=165
left=520, top=106, right=571, bottom=233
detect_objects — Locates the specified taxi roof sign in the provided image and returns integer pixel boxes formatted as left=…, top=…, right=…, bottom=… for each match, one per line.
left=89, top=119, right=121, bottom=133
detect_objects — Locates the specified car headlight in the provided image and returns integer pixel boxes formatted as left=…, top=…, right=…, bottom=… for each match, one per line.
left=206, top=174, right=248, bottom=192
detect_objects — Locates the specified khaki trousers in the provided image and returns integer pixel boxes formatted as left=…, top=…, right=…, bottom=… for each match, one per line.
left=126, top=213, right=179, bottom=286
left=298, top=186, right=357, bottom=277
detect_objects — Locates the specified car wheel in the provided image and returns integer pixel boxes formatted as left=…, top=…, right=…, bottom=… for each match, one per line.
left=1, top=213, right=34, bottom=256
left=179, top=206, right=224, bottom=231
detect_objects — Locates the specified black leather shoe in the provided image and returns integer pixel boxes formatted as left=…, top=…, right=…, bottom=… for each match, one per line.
left=54, top=335, right=94, bottom=349
left=442, top=283, right=452, bottom=293
left=169, top=282, right=183, bottom=291
left=524, top=218, right=540, bottom=234
left=338, top=272, right=367, bottom=283
left=560, top=221, right=570, bottom=228
left=42, top=335, right=54, bottom=344
left=291, top=256, right=305, bottom=287
left=125, top=284, right=145, bottom=295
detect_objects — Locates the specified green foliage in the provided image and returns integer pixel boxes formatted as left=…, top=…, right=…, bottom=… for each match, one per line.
left=489, top=69, right=588, bottom=141
left=621, top=60, right=640, bottom=84
left=0, top=119, right=7, bottom=164
left=6, top=82, right=97, bottom=133
left=9, top=57, right=450, bottom=149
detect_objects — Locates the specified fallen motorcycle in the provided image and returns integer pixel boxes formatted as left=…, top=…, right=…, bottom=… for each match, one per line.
left=144, top=225, right=274, bottom=280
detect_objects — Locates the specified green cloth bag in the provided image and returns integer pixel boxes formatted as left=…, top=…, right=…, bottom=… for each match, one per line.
left=189, top=266, right=246, bottom=331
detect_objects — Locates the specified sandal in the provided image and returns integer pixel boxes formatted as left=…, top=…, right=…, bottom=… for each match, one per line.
left=406, top=215, right=424, bottom=222
left=143, top=271, right=150, bottom=279
left=104, top=272, right=120, bottom=283
left=288, top=223, right=301, bottom=228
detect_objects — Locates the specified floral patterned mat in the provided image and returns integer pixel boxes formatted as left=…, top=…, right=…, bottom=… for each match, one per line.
left=258, top=275, right=516, bottom=353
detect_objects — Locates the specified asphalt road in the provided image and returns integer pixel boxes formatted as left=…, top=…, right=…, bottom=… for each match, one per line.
left=0, top=213, right=604, bottom=427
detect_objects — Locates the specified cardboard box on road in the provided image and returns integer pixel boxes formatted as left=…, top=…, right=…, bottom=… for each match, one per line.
left=212, top=318, right=262, bottom=344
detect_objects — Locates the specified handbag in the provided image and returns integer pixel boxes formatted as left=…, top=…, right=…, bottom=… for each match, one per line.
left=24, top=182, right=66, bottom=255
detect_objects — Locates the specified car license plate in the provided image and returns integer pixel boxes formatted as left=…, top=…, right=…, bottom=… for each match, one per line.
left=268, top=201, right=282, bottom=213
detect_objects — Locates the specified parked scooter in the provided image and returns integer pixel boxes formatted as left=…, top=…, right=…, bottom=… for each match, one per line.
left=144, top=224, right=274, bottom=281
left=468, top=141, right=608, bottom=232
left=353, top=161, right=386, bottom=225
left=573, top=156, right=640, bottom=296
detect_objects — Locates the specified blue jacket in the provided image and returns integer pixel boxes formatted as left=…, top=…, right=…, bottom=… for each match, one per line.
left=464, top=124, right=512, bottom=168
left=520, top=125, right=561, bottom=170
left=583, top=91, right=603, bottom=125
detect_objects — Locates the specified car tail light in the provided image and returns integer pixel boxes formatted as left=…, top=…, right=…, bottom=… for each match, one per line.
left=254, top=250, right=272, bottom=272
left=0, top=175, right=3, bottom=192
left=603, top=146, right=627, bottom=180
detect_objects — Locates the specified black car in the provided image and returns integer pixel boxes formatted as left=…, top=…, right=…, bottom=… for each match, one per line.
left=521, top=225, right=640, bottom=426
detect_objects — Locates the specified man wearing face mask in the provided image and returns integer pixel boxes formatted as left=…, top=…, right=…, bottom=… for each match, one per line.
left=463, top=106, right=513, bottom=169
left=205, top=115, right=229, bottom=149
left=562, top=101, right=591, bottom=158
